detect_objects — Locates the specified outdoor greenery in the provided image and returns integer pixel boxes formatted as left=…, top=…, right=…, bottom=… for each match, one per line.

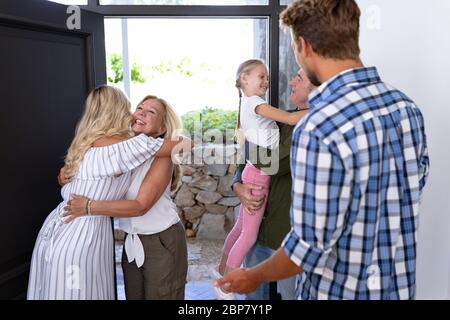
left=107, top=53, right=146, bottom=84
left=182, top=107, right=238, bottom=143
left=106, top=53, right=237, bottom=144
left=108, top=54, right=201, bottom=84
left=150, top=57, right=194, bottom=78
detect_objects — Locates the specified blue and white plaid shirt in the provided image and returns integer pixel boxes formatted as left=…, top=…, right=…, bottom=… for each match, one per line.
left=282, top=67, right=429, bottom=300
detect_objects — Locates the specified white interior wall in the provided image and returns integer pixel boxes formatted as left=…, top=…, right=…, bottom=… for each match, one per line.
left=357, top=0, right=450, bottom=299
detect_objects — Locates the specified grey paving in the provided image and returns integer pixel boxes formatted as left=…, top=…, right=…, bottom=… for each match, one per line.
left=115, top=239, right=244, bottom=300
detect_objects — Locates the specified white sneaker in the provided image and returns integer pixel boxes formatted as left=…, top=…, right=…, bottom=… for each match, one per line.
left=211, top=267, right=236, bottom=300
left=211, top=266, right=222, bottom=279
left=213, top=285, right=236, bottom=300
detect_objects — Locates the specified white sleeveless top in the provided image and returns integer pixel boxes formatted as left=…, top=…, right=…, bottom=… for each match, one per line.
left=118, top=158, right=180, bottom=267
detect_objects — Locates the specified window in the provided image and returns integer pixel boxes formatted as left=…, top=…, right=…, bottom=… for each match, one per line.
left=76, top=1, right=295, bottom=111
left=46, top=0, right=88, bottom=5
left=105, top=18, right=268, bottom=115
left=278, top=27, right=298, bottom=110
left=100, top=0, right=268, bottom=5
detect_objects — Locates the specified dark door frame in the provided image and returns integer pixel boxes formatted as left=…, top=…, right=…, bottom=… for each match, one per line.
left=1, top=0, right=107, bottom=87
left=0, top=0, right=106, bottom=299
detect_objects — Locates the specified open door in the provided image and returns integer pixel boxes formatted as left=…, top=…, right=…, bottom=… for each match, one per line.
left=0, top=0, right=106, bottom=299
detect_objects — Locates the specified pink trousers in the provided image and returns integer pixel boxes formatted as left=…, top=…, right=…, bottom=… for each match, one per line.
left=222, top=163, right=270, bottom=268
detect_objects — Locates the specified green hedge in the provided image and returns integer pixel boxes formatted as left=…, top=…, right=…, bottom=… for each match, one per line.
left=182, top=107, right=237, bottom=144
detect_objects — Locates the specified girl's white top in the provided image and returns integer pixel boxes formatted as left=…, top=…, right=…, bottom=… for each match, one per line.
left=240, top=95, right=280, bottom=150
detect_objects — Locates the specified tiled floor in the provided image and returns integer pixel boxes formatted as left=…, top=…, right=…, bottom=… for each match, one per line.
left=115, top=239, right=244, bottom=300
left=185, top=281, right=218, bottom=300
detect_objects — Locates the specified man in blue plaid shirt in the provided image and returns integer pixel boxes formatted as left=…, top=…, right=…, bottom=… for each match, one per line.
left=216, top=0, right=429, bottom=300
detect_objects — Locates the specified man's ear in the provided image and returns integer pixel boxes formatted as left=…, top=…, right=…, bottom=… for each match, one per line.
left=299, top=37, right=312, bottom=57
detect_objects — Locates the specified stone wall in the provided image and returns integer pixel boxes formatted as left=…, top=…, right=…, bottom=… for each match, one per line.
left=114, top=144, right=242, bottom=242
left=172, top=144, right=241, bottom=240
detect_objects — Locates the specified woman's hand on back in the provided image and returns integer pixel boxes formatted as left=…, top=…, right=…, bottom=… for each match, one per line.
left=63, top=194, right=89, bottom=223
left=58, top=166, right=71, bottom=187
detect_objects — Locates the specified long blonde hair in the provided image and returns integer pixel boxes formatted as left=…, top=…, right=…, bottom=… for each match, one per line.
left=137, top=95, right=183, bottom=191
left=64, top=85, right=133, bottom=178
left=235, top=59, right=265, bottom=145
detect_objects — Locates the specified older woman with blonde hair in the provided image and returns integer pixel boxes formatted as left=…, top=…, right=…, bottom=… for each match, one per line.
left=27, top=86, right=188, bottom=300
left=64, top=95, right=188, bottom=300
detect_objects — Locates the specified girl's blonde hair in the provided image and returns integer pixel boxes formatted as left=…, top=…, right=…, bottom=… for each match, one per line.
left=64, top=85, right=133, bottom=178
left=138, top=95, right=183, bottom=191
left=234, top=59, right=266, bottom=144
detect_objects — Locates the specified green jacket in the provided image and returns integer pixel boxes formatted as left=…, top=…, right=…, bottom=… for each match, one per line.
left=232, top=123, right=293, bottom=250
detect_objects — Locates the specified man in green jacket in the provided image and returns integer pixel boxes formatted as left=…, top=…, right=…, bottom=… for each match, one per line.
left=231, top=68, right=314, bottom=300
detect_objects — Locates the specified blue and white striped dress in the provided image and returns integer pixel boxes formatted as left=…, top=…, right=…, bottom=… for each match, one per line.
left=27, top=134, right=163, bottom=300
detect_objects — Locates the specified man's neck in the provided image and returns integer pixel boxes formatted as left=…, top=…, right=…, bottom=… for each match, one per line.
left=316, top=58, right=364, bottom=84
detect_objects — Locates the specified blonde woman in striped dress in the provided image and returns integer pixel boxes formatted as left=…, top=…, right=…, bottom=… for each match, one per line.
left=64, top=95, right=188, bottom=300
left=27, top=86, right=187, bottom=300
